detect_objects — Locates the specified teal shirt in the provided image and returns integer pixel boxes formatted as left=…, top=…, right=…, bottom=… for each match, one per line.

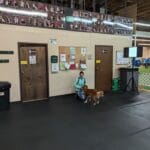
left=74, top=77, right=86, bottom=91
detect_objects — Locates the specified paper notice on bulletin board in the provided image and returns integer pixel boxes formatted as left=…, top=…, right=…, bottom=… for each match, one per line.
left=116, top=51, right=129, bottom=65
left=70, top=47, right=76, bottom=55
left=71, top=55, right=75, bottom=60
left=80, top=64, right=87, bottom=69
left=51, top=63, right=59, bottom=73
left=60, top=62, right=65, bottom=70
left=60, top=54, right=66, bottom=62
left=81, top=47, right=87, bottom=56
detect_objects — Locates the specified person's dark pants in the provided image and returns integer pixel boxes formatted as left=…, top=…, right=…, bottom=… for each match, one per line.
left=76, top=89, right=85, bottom=101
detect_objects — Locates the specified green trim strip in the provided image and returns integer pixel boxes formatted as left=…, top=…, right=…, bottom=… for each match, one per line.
left=0, top=51, right=14, bottom=54
left=0, top=59, right=9, bottom=63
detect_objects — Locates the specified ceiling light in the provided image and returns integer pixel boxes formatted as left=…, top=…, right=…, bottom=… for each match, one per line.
left=103, top=20, right=114, bottom=25
left=81, top=18, right=92, bottom=24
left=116, top=23, right=133, bottom=30
left=103, top=21, right=133, bottom=30
left=65, top=16, right=96, bottom=24
left=74, top=17, right=81, bottom=22
left=0, top=6, right=48, bottom=17
left=92, top=18, right=98, bottom=23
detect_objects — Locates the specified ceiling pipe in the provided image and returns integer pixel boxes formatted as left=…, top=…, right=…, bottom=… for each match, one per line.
left=71, top=0, right=74, bottom=9
left=92, top=0, right=96, bottom=12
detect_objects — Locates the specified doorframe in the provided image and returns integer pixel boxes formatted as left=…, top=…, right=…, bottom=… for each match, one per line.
left=18, top=42, right=49, bottom=102
left=95, top=45, right=113, bottom=90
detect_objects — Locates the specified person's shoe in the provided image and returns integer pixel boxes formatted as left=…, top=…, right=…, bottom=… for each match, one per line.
left=75, top=94, right=79, bottom=99
left=93, top=102, right=96, bottom=106
left=84, top=99, right=88, bottom=104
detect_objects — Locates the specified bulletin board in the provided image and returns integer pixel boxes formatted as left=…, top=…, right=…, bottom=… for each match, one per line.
left=59, top=46, right=87, bottom=70
left=116, top=51, right=129, bottom=65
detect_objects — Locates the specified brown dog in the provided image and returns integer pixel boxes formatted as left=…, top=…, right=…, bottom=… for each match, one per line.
left=83, top=85, right=104, bottom=106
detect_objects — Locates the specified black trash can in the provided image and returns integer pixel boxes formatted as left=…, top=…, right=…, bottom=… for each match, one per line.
left=0, top=82, right=11, bottom=111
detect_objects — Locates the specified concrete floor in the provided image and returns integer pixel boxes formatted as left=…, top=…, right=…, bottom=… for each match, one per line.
left=0, top=91, right=150, bottom=150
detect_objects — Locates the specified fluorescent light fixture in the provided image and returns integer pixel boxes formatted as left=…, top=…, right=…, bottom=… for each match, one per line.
left=92, top=18, right=98, bottom=23
left=74, top=17, right=81, bottom=22
left=81, top=18, right=92, bottom=24
left=66, top=16, right=74, bottom=22
left=74, top=17, right=94, bottom=24
left=134, top=22, right=150, bottom=27
left=103, top=20, right=114, bottom=25
left=65, top=16, right=97, bottom=24
left=0, top=6, right=48, bottom=17
left=62, top=17, right=66, bottom=22
left=117, top=23, right=133, bottom=30
left=103, top=20, right=133, bottom=30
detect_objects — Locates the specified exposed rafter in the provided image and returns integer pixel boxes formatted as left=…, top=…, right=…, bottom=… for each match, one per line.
left=107, top=0, right=137, bottom=13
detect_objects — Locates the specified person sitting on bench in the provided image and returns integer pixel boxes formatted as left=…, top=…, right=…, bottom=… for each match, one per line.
left=74, top=71, right=86, bottom=102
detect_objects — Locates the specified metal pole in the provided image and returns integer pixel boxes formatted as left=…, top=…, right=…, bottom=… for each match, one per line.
left=124, top=0, right=127, bottom=8
left=83, top=0, right=85, bottom=10
left=134, top=35, right=137, bottom=47
left=79, top=0, right=83, bottom=10
left=93, top=0, right=96, bottom=12
left=71, top=0, right=74, bottom=9
left=61, top=0, right=63, bottom=6
left=105, top=0, right=108, bottom=14
left=51, top=0, right=55, bottom=5
left=55, top=0, right=57, bottom=5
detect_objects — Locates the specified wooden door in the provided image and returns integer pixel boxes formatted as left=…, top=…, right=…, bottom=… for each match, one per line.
left=95, top=45, right=113, bottom=91
left=19, top=44, right=48, bottom=102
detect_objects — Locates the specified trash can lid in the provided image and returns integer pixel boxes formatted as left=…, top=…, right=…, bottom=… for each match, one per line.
left=0, top=81, right=11, bottom=90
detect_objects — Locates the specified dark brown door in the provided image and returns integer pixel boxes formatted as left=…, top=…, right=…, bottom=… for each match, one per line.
left=19, top=43, right=48, bottom=102
left=95, top=45, right=113, bottom=91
